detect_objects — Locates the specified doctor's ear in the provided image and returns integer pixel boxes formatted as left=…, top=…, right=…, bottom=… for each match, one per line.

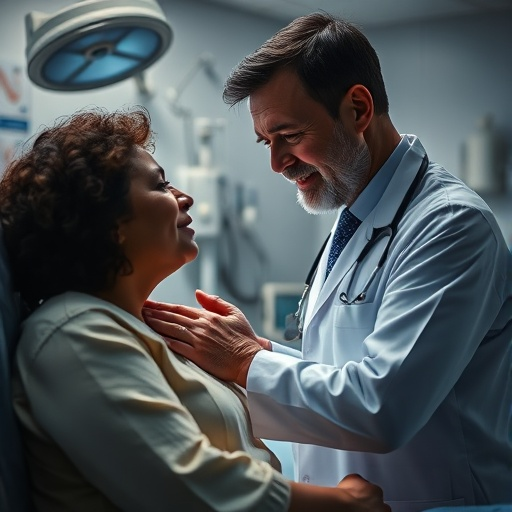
left=339, top=84, right=374, bottom=134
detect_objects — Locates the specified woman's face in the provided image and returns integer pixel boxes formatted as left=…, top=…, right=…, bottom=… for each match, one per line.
left=117, top=147, right=198, bottom=284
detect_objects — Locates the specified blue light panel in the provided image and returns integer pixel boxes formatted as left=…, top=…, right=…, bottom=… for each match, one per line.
left=42, top=26, right=162, bottom=88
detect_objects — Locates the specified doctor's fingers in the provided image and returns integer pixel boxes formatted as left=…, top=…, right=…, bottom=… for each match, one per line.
left=195, top=289, right=243, bottom=317
left=143, top=312, right=196, bottom=341
left=143, top=299, right=202, bottom=319
left=145, top=317, right=193, bottom=345
left=142, top=305, right=206, bottom=333
left=165, top=329, right=251, bottom=383
left=145, top=309, right=227, bottom=344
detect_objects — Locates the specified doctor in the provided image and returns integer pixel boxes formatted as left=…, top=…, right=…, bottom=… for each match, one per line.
left=143, top=11, right=512, bottom=511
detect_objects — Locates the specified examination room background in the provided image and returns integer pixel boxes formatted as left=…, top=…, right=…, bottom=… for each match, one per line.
left=0, top=0, right=511, bottom=337
left=1, top=0, right=511, bottom=483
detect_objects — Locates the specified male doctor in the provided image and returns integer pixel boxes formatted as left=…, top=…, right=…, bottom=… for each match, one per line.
left=144, top=12, right=512, bottom=511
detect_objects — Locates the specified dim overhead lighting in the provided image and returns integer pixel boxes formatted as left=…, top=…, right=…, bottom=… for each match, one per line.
left=25, top=0, right=172, bottom=92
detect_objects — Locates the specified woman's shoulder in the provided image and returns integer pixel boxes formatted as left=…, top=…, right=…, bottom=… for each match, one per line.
left=18, top=292, right=149, bottom=362
left=24, top=292, right=116, bottom=329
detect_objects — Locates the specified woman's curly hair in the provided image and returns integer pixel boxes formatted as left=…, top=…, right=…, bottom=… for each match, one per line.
left=0, top=106, right=154, bottom=311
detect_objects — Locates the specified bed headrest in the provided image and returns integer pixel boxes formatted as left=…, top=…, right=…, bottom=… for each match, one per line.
left=0, top=226, right=33, bottom=511
left=0, top=227, right=20, bottom=360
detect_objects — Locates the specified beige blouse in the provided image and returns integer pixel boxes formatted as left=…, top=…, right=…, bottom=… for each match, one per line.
left=12, top=292, right=290, bottom=512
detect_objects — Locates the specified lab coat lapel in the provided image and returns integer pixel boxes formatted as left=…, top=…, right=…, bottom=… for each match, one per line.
left=367, top=136, right=426, bottom=230
left=305, top=223, right=368, bottom=326
left=305, top=137, right=427, bottom=326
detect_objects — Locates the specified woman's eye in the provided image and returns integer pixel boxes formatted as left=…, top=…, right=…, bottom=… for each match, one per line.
left=158, top=180, right=171, bottom=191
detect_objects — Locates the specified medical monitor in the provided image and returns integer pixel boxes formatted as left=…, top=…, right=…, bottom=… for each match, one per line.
left=262, top=282, right=304, bottom=344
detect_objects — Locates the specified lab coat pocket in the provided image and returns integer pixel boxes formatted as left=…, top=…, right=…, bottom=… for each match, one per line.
left=331, top=303, right=376, bottom=361
left=333, top=302, right=377, bottom=329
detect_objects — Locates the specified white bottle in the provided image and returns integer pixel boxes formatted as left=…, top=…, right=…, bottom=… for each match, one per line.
left=462, top=114, right=503, bottom=194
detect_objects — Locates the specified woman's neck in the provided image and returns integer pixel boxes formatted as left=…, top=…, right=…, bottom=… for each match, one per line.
left=94, top=278, right=152, bottom=321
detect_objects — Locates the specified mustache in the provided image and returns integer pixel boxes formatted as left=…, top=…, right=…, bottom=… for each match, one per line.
left=283, top=163, right=318, bottom=182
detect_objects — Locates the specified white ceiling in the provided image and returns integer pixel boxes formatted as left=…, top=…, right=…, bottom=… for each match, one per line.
left=203, top=0, right=512, bottom=28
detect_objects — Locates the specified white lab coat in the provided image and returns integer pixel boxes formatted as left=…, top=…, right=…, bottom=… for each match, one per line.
left=247, top=136, right=512, bottom=511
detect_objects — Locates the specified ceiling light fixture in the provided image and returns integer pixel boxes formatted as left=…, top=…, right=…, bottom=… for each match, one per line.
left=25, top=0, right=172, bottom=92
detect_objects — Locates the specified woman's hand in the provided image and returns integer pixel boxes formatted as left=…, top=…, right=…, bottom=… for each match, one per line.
left=335, top=474, right=391, bottom=511
left=143, top=290, right=271, bottom=386
left=288, top=474, right=391, bottom=512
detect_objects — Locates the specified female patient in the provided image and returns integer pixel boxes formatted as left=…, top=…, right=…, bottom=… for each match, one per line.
left=0, top=106, right=390, bottom=512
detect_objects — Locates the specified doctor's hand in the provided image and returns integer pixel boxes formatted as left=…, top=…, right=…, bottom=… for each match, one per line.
left=143, top=290, right=271, bottom=387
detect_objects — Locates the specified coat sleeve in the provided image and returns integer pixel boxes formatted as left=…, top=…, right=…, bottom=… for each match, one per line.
left=246, top=201, right=511, bottom=452
left=270, top=341, right=302, bottom=358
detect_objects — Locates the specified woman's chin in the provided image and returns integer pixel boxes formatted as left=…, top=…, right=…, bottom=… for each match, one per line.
left=183, top=244, right=200, bottom=264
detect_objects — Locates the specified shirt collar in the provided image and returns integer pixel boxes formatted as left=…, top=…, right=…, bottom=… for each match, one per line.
left=349, top=135, right=409, bottom=221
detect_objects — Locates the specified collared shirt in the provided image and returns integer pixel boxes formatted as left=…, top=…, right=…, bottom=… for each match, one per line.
left=350, top=135, right=409, bottom=222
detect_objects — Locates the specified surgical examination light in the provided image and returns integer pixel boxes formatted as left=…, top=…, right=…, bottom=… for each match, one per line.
left=25, top=0, right=172, bottom=92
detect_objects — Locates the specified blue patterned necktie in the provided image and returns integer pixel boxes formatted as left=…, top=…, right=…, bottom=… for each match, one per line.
left=325, top=209, right=361, bottom=280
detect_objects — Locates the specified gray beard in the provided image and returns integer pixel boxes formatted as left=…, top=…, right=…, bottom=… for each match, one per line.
left=287, top=122, right=371, bottom=214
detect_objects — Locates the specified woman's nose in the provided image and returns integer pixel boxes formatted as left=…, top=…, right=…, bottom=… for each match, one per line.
left=176, top=190, right=193, bottom=210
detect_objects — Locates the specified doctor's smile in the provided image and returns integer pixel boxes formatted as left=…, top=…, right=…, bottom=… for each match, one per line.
left=286, top=169, right=319, bottom=189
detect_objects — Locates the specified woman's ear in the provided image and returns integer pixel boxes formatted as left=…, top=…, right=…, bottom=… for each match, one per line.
left=115, top=224, right=127, bottom=246
left=339, top=84, right=374, bottom=134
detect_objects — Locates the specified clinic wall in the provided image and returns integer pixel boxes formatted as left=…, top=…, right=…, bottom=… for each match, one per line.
left=371, top=13, right=512, bottom=245
left=1, top=2, right=511, bottom=333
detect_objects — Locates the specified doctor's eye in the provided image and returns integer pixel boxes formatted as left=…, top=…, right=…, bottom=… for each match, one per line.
left=256, top=137, right=271, bottom=148
left=282, top=132, right=303, bottom=144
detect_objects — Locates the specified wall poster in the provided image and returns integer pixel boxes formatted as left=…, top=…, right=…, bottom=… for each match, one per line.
left=0, top=62, right=31, bottom=176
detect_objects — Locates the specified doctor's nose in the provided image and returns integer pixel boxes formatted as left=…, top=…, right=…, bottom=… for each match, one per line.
left=270, top=145, right=296, bottom=174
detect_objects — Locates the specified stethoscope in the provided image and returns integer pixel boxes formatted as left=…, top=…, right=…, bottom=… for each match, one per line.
left=283, top=154, right=429, bottom=341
